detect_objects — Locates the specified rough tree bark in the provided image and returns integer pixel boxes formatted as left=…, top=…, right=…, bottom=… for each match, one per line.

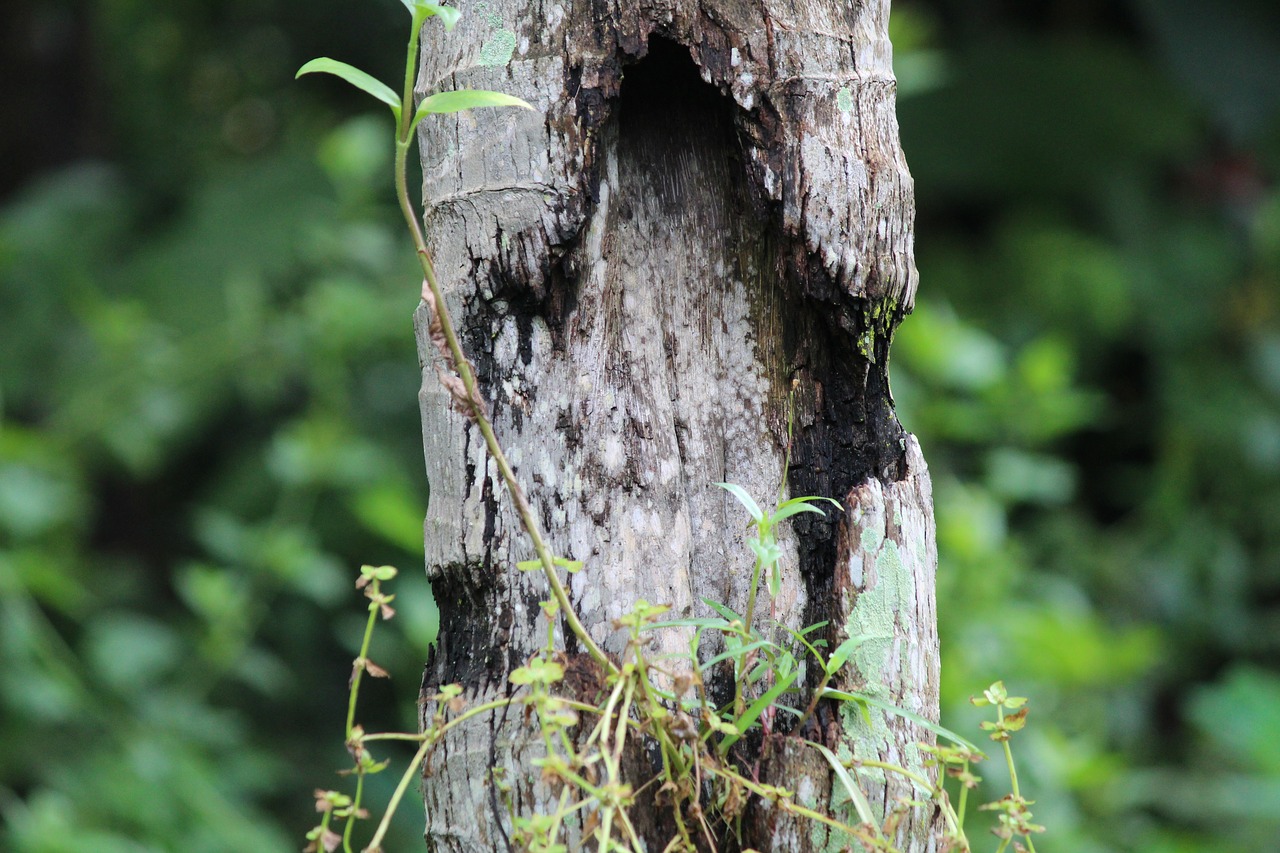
left=414, top=1, right=938, bottom=850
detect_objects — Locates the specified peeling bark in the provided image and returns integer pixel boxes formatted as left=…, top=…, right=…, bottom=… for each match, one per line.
left=414, top=2, right=937, bottom=850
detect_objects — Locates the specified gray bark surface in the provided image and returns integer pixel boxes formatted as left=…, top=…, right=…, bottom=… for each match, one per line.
left=414, top=2, right=938, bottom=850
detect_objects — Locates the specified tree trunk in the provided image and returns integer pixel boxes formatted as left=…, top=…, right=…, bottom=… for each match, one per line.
left=414, top=2, right=938, bottom=850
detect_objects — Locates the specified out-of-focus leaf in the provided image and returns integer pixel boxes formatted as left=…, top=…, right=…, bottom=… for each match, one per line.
left=266, top=417, right=389, bottom=488
left=1188, top=666, right=1280, bottom=774
left=350, top=481, right=426, bottom=553
left=83, top=614, right=183, bottom=693
left=984, top=448, right=1077, bottom=506
left=316, top=115, right=393, bottom=197
left=895, top=303, right=1006, bottom=393
left=998, top=607, right=1161, bottom=687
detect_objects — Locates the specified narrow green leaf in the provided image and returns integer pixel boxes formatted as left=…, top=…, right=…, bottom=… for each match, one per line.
left=770, top=495, right=842, bottom=525
left=700, top=638, right=778, bottom=671
left=746, top=659, right=771, bottom=685
left=823, top=688, right=983, bottom=753
left=808, top=741, right=883, bottom=832
left=779, top=624, right=826, bottom=668
left=825, top=634, right=873, bottom=676
left=644, top=617, right=734, bottom=631
left=516, top=559, right=542, bottom=572
left=296, top=58, right=401, bottom=118
left=412, top=90, right=533, bottom=128
left=720, top=671, right=798, bottom=752
left=701, top=597, right=744, bottom=624
left=777, top=495, right=843, bottom=511
left=849, top=692, right=875, bottom=729
left=769, top=501, right=828, bottom=524
left=715, top=482, right=764, bottom=522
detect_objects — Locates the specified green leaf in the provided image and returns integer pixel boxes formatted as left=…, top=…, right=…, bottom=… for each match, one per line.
left=823, top=688, right=984, bottom=753
left=771, top=495, right=843, bottom=524
left=515, top=556, right=582, bottom=573
left=412, top=90, right=533, bottom=128
left=84, top=614, right=182, bottom=691
left=982, top=681, right=1008, bottom=705
left=436, top=6, right=462, bottom=30
left=644, top=617, right=734, bottom=631
left=554, top=557, right=584, bottom=574
left=360, top=564, right=398, bottom=582
left=296, top=58, right=401, bottom=118
left=350, top=483, right=424, bottom=553
left=715, top=482, right=764, bottom=522
left=720, top=671, right=798, bottom=752
left=1188, top=665, right=1280, bottom=774
left=779, top=624, right=827, bottom=669
left=747, top=536, right=782, bottom=567
left=768, top=501, right=828, bottom=524
left=701, top=597, right=744, bottom=625
left=825, top=634, right=872, bottom=676
left=700, top=638, right=778, bottom=671
left=850, top=693, right=875, bottom=729
left=405, top=1, right=462, bottom=31
left=509, top=657, right=564, bottom=686
left=808, top=741, right=883, bottom=832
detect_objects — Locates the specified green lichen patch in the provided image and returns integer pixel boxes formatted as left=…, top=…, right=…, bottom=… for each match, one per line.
left=478, top=29, right=517, bottom=66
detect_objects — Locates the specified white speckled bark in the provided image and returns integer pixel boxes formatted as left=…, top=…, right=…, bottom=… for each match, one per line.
left=414, top=2, right=937, bottom=850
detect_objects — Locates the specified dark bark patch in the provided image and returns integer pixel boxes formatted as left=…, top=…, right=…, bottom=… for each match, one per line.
left=426, top=576, right=503, bottom=690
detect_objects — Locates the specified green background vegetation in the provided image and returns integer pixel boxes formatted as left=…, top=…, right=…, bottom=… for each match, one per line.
left=1, top=1, right=1278, bottom=850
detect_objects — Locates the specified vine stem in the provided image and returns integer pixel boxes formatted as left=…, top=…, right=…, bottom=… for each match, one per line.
left=346, top=589, right=381, bottom=736
left=363, top=696, right=513, bottom=850
left=999, top=705, right=1021, bottom=798
left=340, top=772, right=365, bottom=853
left=856, top=758, right=965, bottom=843
left=997, top=704, right=1037, bottom=853
left=392, top=17, right=614, bottom=677
left=733, top=549, right=766, bottom=717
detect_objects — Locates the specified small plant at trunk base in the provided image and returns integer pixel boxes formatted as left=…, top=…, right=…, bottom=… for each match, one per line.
left=298, top=3, right=1045, bottom=852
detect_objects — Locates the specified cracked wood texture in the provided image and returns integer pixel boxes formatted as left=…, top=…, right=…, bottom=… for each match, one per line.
left=414, top=1, right=939, bottom=850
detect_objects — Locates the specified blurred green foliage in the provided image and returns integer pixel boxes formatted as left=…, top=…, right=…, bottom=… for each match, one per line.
left=0, top=1, right=434, bottom=849
left=1, top=1, right=1278, bottom=851
left=892, top=1, right=1280, bottom=850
